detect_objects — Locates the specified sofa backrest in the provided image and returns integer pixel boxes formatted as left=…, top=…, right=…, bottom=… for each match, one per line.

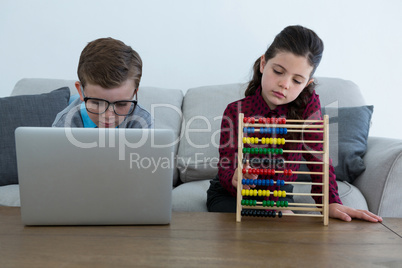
left=12, top=77, right=368, bottom=185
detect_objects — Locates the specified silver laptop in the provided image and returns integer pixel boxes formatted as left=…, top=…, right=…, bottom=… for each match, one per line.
left=15, top=127, right=175, bottom=226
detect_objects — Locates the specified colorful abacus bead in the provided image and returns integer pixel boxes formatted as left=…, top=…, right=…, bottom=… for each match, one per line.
left=284, top=169, right=293, bottom=176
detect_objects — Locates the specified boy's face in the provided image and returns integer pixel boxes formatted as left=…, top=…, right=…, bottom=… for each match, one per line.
left=76, top=79, right=137, bottom=128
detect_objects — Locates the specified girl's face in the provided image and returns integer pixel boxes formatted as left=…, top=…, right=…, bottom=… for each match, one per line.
left=260, top=52, right=314, bottom=110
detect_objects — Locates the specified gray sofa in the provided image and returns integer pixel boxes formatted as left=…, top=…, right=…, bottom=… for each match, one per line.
left=1, top=77, right=401, bottom=218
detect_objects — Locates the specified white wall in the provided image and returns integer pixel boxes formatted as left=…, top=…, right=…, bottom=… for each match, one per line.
left=1, top=0, right=401, bottom=139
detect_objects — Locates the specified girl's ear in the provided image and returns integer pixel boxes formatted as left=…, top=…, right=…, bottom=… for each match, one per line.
left=306, top=78, right=314, bottom=87
left=260, top=55, right=266, bottom=73
left=75, top=81, right=84, bottom=101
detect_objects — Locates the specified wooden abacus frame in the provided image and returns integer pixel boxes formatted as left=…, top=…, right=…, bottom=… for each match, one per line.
left=236, top=113, right=330, bottom=226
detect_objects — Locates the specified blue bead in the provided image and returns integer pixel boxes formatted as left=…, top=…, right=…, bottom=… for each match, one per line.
left=279, top=128, right=283, bottom=134
left=267, top=128, right=272, bottom=134
left=257, top=180, right=261, bottom=186
left=262, top=179, right=266, bottom=186
left=246, top=179, right=250, bottom=185
left=243, top=127, right=247, bottom=133
left=253, top=179, right=258, bottom=185
left=242, top=179, right=246, bottom=185
left=270, top=179, right=274, bottom=186
left=283, top=128, right=287, bottom=134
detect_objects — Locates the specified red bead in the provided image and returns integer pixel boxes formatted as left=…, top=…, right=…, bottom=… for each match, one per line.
left=258, top=118, right=263, bottom=124
left=251, top=118, right=255, bottom=124
left=264, top=169, right=268, bottom=175
left=284, top=169, right=288, bottom=176
left=271, top=118, right=275, bottom=124
left=288, top=169, right=292, bottom=176
left=243, top=117, right=248, bottom=123
left=265, top=118, right=270, bottom=124
left=271, top=169, right=275, bottom=175
left=242, top=168, right=246, bottom=174
left=281, top=118, right=286, bottom=124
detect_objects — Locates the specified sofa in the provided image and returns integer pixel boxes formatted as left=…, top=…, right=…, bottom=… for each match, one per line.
left=1, top=77, right=401, bottom=218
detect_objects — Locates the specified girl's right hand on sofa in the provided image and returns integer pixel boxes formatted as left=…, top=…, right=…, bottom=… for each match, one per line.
left=232, top=164, right=257, bottom=189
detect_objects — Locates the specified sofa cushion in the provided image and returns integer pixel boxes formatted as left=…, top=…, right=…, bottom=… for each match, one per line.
left=322, top=105, right=373, bottom=183
left=293, top=181, right=368, bottom=211
left=177, top=83, right=245, bottom=183
left=0, top=87, right=70, bottom=186
left=137, top=87, right=184, bottom=186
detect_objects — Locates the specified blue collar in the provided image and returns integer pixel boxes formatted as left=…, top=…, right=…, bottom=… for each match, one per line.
left=80, top=102, right=98, bottom=128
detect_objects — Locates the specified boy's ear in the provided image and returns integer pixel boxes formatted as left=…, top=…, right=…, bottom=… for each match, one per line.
left=75, top=81, right=84, bottom=101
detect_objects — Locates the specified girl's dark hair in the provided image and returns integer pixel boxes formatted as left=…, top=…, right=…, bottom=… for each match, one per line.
left=245, top=25, right=324, bottom=120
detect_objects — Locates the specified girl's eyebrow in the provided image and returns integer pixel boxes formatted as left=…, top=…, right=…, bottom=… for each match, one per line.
left=272, top=63, right=306, bottom=80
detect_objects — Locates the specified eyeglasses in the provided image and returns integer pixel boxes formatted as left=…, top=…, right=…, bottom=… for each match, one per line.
left=84, top=97, right=137, bottom=116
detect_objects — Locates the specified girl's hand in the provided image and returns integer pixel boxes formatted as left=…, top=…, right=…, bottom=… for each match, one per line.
left=232, top=164, right=257, bottom=189
left=329, top=203, right=383, bottom=223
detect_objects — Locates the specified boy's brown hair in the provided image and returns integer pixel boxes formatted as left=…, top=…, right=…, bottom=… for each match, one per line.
left=77, top=37, right=142, bottom=90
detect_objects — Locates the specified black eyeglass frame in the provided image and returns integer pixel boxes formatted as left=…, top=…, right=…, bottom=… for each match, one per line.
left=83, top=97, right=138, bottom=116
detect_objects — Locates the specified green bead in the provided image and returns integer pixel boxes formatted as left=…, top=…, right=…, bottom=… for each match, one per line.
left=253, top=200, right=257, bottom=206
left=270, top=200, right=275, bottom=207
left=241, top=200, right=245, bottom=205
left=284, top=201, right=288, bottom=207
left=262, top=200, right=266, bottom=207
left=279, top=148, right=283, bottom=154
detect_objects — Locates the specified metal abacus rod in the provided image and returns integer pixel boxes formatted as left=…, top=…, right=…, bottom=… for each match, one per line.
left=236, top=113, right=330, bottom=226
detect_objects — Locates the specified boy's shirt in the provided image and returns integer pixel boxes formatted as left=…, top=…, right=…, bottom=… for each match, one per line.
left=52, top=97, right=153, bottom=128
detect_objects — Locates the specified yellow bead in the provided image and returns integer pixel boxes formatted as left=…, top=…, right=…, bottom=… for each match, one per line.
left=269, top=138, right=273, bottom=144
left=278, top=190, right=282, bottom=197
left=245, top=189, right=250, bottom=196
left=273, top=138, right=277, bottom=145
left=253, top=189, right=258, bottom=196
left=247, top=137, right=251, bottom=144
left=255, top=138, right=259, bottom=144
left=273, top=190, right=278, bottom=197
left=258, top=189, right=262, bottom=196
left=242, top=189, right=246, bottom=196
left=243, top=137, right=247, bottom=144
left=261, top=138, right=265, bottom=144
left=267, top=190, right=270, bottom=196
left=277, top=138, right=282, bottom=145
left=282, top=138, right=286, bottom=145
left=262, top=190, right=266, bottom=196
left=282, top=191, right=286, bottom=197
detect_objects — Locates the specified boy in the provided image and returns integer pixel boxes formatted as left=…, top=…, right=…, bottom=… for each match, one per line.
left=53, top=37, right=153, bottom=128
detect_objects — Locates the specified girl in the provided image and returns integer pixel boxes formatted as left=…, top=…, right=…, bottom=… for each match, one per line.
left=207, top=25, right=382, bottom=223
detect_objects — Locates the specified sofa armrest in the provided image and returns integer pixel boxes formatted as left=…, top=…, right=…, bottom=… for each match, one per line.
left=353, top=136, right=402, bottom=217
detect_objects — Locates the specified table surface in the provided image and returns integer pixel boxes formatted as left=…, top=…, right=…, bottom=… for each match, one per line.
left=0, top=207, right=401, bottom=268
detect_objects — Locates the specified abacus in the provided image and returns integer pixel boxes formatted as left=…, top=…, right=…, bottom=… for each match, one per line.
left=236, top=113, right=330, bottom=226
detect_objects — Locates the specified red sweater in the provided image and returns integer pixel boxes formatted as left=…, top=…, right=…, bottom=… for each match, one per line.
left=218, top=88, right=342, bottom=205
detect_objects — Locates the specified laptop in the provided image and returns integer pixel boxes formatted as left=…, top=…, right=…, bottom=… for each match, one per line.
left=15, top=127, right=175, bottom=226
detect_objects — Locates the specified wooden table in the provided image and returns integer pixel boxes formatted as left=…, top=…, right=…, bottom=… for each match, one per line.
left=0, top=207, right=401, bottom=267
